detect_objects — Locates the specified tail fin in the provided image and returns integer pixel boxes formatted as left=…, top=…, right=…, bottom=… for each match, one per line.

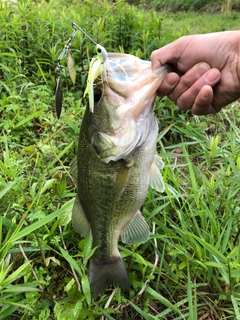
left=89, top=256, right=130, bottom=298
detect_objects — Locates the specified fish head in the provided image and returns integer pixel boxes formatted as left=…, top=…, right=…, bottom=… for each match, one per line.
left=88, top=53, right=171, bottom=163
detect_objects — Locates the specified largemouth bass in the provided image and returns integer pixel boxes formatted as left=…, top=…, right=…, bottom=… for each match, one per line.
left=71, top=50, right=171, bottom=298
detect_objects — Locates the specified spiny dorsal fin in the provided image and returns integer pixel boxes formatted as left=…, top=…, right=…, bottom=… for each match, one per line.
left=149, top=155, right=165, bottom=192
left=72, top=196, right=90, bottom=238
left=121, top=210, right=150, bottom=244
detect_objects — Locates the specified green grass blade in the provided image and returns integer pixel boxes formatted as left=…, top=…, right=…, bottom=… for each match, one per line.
left=59, top=247, right=83, bottom=278
left=187, top=232, right=228, bottom=263
left=128, top=301, right=156, bottom=320
left=231, top=294, right=240, bottom=320
left=146, top=287, right=183, bottom=316
left=14, top=109, right=45, bottom=129
left=0, top=179, right=19, bottom=200
left=7, top=200, right=73, bottom=244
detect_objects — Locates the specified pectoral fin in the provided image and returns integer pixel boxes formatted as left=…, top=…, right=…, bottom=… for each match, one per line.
left=116, top=162, right=132, bottom=201
left=72, top=196, right=90, bottom=238
left=99, top=132, right=116, bottom=148
left=149, top=155, right=165, bottom=192
left=121, top=211, right=150, bottom=244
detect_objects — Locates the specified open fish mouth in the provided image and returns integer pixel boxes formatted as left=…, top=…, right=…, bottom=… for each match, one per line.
left=96, top=53, right=171, bottom=106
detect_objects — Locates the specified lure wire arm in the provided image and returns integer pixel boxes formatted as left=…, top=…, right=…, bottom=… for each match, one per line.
left=55, top=22, right=102, bottom=118
left=72, top=22, right=97, bottom=46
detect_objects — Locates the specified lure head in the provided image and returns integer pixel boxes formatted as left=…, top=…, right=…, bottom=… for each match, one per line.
left=96, top=44, right=108, bottom=64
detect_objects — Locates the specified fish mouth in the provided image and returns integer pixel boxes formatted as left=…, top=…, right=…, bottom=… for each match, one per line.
left=96, top=53, right=171, bottom=119
left=99, top=53, right=171, bottom=111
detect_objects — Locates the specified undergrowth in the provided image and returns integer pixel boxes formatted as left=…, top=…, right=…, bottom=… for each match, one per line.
left=0, top=0, right=239, bottom=319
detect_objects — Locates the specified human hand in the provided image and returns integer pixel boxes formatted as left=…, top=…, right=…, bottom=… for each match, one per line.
left=151, top=31, right=240, bottom=115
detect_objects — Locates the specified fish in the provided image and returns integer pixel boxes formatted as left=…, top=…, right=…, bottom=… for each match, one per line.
left=70, top=49, right=171, bottom=298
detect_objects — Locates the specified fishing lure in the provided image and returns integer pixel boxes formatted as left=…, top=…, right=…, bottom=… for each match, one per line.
left=55, top=22, right=108, bottom=118
left=55, top=74, right=62, bottom=119
left=72, top=23, right=108, bottom=113
left=55, top=26, right=77, bottom=118
left=66, top=48, right=76, bottom=85
left=84, top=44, right=108, bottom=113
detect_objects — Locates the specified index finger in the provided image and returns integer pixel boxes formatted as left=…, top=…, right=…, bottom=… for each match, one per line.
left=151, top=48, right=167, bottom=70
left=151, top=42, right=180, bottom=71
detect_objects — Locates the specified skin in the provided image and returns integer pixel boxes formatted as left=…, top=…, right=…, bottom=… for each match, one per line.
left=151, top=31, right=240, bottom=115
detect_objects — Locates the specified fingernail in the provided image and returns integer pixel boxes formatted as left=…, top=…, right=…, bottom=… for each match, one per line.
left=167, top=73, right=179, bottom=87
left=201, top=88, right=210, bottom=99
left=206, top=69, right=220, bottom=83
left=195, top=62, right=211, bottom=76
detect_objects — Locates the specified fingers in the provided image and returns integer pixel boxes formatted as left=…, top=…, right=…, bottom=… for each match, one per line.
left=151, top=41, right=181, bottom=71
left=151, top=35, right=196, bottom=71
left=156, top=60, right=222, bottom=115
left=191, top=85, right=222, bottom=115
left=168, top=62, right=212, bottom=102
left=157, top=62, right=212, bottom=97
left=157, top=72, right=180, bottom=96
left=175, top=68, right=221, bottom=114
left=191, top=85, right=216, bottom=115
left=151, top=48, right=165, bottom=70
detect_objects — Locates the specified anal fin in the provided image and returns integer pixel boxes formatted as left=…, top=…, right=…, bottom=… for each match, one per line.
left=121, top=211, right=150, bottom=244
left=72, top=196, right=90, bottom=238
left=149, top=154, right=165, bottom=192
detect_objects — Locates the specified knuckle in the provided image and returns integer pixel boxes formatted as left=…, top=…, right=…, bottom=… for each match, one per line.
left=150, top=50, right=158, bottom=60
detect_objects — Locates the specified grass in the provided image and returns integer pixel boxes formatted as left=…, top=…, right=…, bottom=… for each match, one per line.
left=159, top=11, right=240, bottom=46
left=0, top=0, right=240, bottom=319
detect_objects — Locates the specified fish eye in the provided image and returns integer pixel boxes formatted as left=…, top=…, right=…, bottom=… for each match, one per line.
left=94, top=89, right=102, bottom=102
